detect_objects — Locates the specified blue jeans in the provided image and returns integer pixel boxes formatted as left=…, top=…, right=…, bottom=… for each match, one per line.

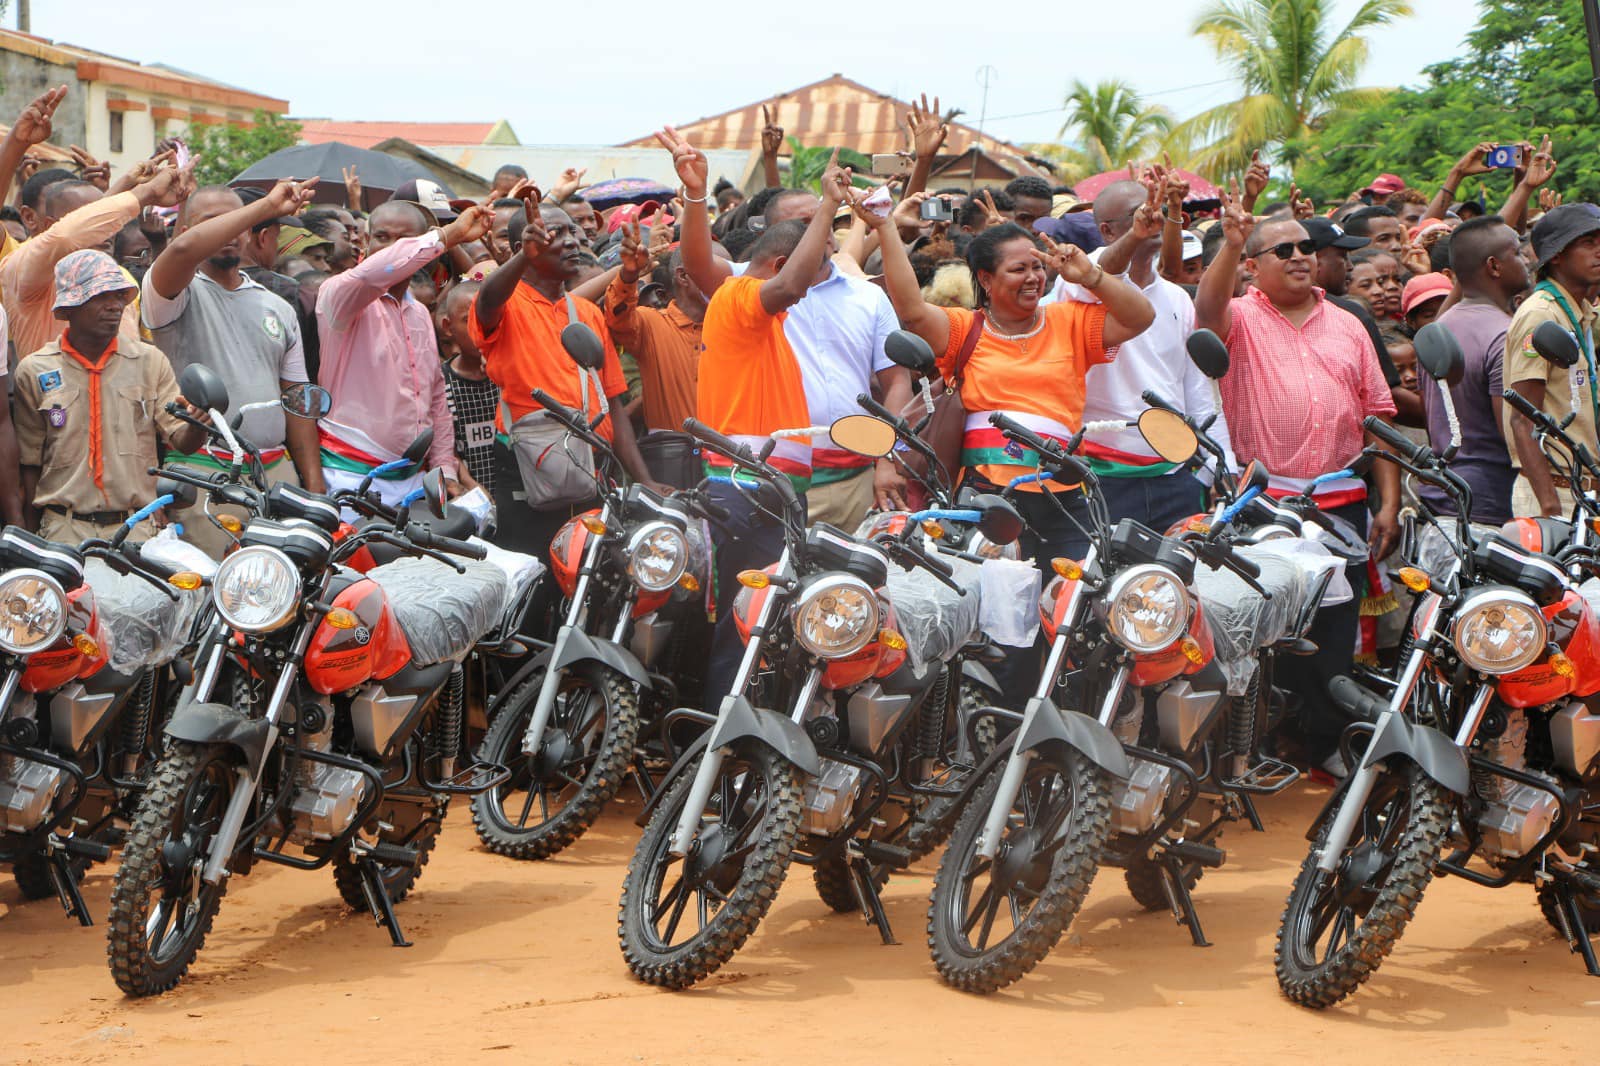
left=703, top=479, right=800, bottom=711
left=1096, top=470, right=1207, bottom=533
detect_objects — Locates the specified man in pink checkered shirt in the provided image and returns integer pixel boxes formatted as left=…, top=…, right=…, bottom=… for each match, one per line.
left=1194, top=198, right=1401, bottom=776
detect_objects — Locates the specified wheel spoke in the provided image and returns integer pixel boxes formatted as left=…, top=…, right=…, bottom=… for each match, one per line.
left=651, top=867, right=688, bottom=923
left=696, top=887, right=710, bottom=929
left=661, top=878, right=692, bottom=943
left=1007, top=890, right=1024, bottom=927
left=975, top=879, right=1004, bottom=948
left=513, top=785, right=538, bottom=829
left=961, top=879, right=996, bottom=936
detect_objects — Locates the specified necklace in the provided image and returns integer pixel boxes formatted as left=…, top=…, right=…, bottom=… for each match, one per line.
left=983, top=310, right=1045, bottom=351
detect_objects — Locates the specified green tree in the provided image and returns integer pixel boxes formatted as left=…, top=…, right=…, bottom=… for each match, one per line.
left=188, top=110, right=302, bottom=186
left=1057, top=79, right=1173, bottom=173
left=1293, top=0, right=1600, bottom=206
left=1171, top=0, right=1413, bottom=177
left=784, top=137, right=872, bottom=192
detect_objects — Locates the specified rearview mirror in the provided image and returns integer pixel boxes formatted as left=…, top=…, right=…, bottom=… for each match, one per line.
left=968, top=492, right=1023, bottom=546
left=421, top=468, right=449, bottom=520
left=1136, top=408, right=1199, bottom=464
left=156, top=475, right=197, bottom=510
left=561, top=322, right=607, bottom=371
left=178, top=364, right=229, bottom=414
left=281, top=382, right=332, bottom=420
left=884, top=330, right=937, bottom=375
left=1532, top=320, right=1580, bottom=370
left=1413, top=322, right=1464, bottom=386
left=401, top=430, right=434, bottom=467
left=1186, top=329, right=1230, bottom=379
left=828, top=414, right=897, bottom=458
left=1239, top=459, right=1269, bottom=493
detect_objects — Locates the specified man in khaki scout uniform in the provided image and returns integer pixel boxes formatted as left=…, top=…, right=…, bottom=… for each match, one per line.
left=15, top=249, right=206, bottom=545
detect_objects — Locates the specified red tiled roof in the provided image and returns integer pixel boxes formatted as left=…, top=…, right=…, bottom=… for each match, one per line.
left=298, top=121, right=499, bottom=149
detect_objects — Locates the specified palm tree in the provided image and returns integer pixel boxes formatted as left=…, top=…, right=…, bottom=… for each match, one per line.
left=1172, top=0, right=1413, bottom=177
left=1057, top=79, right=1173, bottom=174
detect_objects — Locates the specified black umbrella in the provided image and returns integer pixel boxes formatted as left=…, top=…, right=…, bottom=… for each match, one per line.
left=230, top=141, right=451, bottom=211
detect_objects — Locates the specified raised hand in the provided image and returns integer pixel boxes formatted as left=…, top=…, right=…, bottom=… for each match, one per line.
left=442, top=203, right=496, bottom=247
left=618, top=220, right=650, bottom=280
left=759, top=104, right=785, bottom=158
left=1031, top=232, right=1097, bottom=284
left=1220, top=180, right=1255, bottom=249
left=906, top=92, right=947, bottom=159
left=976, top=188, right=1005, bottom=230
left=266, top=176, right=320, bottom=216
left=1158, top=153, right=1189, bottom=212
left=135, top=160, right=194, bottom=208
left=1289, top=182, right=1314, bottom=220
left=654, top=126, right=708, bottom=200
left=11, top=86, right=66, bottom=148
left=1241, top=149, right=1269, bottom=207
left=1521, top=133, right=1556, bottom=189
left=69, top=145, right=110, bottom=191
left=1129, top=180, right=1162, bottom=240
left=1454, top=142, right=1497, bottom=177
left=108, top=147, right=174, bottom=195
left=887, top=189, right=928, bottom=233
left=817, top=147, right=851, bottom=206
left=646, top=215, right=675, bottom=266
left=1539, top=187, right=1563, bottom=213
left=341, top=164, right=362, bottom=209
left=550, top=166, right=589, bottom=204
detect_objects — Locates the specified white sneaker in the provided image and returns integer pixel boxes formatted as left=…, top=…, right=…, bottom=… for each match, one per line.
left=1319, top=751, right=1350, bottom=780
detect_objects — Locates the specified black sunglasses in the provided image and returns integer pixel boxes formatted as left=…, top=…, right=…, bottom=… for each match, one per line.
left=1264, top=238, right=1318, bottom=260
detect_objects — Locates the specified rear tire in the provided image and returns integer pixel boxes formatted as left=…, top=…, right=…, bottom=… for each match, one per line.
left=1537, top=880, right=1600, bottom=938
left=12, top=851, right=88, bottom=901
left=1123, top=851, right=1206, bottom=912
left=333, top=795, right=448, bottom=910
left=812, top=854, right=887, bottom=913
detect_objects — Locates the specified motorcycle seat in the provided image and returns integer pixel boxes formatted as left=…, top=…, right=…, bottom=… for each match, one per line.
left=84, top=559, right=203, bottom=674
left=883, top=555, right=983, bottom=668
left=1193, top=550, right=1317, bottom=665
left=367, top=556, right=509, bottom=664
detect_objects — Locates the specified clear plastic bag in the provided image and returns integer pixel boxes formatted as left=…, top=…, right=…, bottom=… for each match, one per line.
left=83, top=558, right=203, bottom=674
left=366, top=556, right=509, bottom=664
left=139, top=526, right=219, bottom=580
left=1191, top=543, right=1326, bottom=695
left=1412, top=519, right=1497, bottom=584
left=979, top=557, right=1040, bottom=648
left=884, top=555, right=983, bottom=668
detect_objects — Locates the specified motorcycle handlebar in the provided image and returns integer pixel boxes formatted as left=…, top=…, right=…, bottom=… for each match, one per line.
left=1140, top=390, right=1181, bottom=415
left=403, top=522, right=488, bottom=561
left=1364, top=415, right=1433, bottom=466
left=988, top=413, right=1092, bottom=483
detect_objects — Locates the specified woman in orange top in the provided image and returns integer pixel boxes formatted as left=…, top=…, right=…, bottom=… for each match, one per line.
left=862, top=194, right=1154, bottom=563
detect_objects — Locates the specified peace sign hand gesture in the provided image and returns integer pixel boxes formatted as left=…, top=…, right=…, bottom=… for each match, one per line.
left=654, top=126, right=708, bottom=200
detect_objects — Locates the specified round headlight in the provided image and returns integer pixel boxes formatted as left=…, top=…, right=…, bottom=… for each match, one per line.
left=212, top=546, right=299, bottom=633
left=793, top=575, right=880, bottom=659
left=1103, top=564, right=1191, bottom=653
left=0, top=568, right=66, bottom=655
left=626, top=521, right=688, bottom=592
left=1453, top=589, right=1545, bottom=675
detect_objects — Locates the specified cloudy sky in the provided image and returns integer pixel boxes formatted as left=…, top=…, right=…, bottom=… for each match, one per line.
left=32, top=0, right=1472, bottom=147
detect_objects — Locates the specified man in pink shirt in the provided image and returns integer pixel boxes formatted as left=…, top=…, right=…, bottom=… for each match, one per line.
left=315, top=199, right=493, bottom=506
left=1195, top=200, right=1401, bottom=776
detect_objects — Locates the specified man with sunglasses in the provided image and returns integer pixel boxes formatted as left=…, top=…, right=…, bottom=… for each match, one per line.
left=1195, top=207, right=1401, bottom=777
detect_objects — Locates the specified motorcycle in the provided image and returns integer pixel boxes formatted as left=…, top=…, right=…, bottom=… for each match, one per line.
left=1274, top=323, right=1600, bottom=1008
left=617, top=413, right=1023, bottom=988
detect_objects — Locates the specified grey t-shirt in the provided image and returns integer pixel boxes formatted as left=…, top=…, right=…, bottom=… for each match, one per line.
left=141, top=270, right=308, bottom=450
left=1418, top=301, right=1515, bottom=523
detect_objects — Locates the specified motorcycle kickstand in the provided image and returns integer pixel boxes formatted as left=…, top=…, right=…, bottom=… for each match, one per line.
left=1554, top=881, right=1600, bottom=976
left=1237, top=792, right=1264, bottom=833
left=357, top=857, right=413, bottom=948
left=48, top=849, right=93, bottom=926
left=847, top=849, right=897, bottom=946
left=1160, top=854, right=1211, bottom=948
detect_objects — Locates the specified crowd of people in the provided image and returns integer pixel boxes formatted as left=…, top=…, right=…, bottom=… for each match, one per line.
left=0, top=83, right=1591, bottom=780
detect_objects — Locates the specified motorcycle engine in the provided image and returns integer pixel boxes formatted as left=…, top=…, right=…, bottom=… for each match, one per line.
left=1474, top=708, right=1560, bottom=862
left=0, top=752, right=66, bottom=835
left=278, top=711, right=368, bottom=845
left=1111, top=757, right=1175, bottom=837
left=801, top=758, right=863, bottom=837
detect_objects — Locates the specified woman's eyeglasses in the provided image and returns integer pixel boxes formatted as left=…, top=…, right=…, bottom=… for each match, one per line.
left=1264, top=239, right=1318, bottom=260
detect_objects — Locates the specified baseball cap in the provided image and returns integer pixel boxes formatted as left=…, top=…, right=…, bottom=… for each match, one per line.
left=53, top=249, right=136, bottom=313
left=233, top=185, right=299, bottom=230
left=1532, top=203, right=1600, bottom=270
left=1401, top=272, right=1453, bottom=316
left=1302, top=217, right=1369, bottom=251
left=1181, top=231, right=1203, bottom=261
left=606, top=200, right=673, bottom=234
left=277, top=225, right=332, bottom=257
left=1409, top=218, right=1450, bottom=242
left=1362, top=173, right=1406, bottom=197
left=1033, top=214, right=1102, bottom=253
left=393, top=178, right=459, bottom=222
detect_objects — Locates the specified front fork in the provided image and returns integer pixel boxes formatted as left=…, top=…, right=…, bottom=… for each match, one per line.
left=521, top=504, right=611, bottom=757
left=669, top=549, right=793, bottom=857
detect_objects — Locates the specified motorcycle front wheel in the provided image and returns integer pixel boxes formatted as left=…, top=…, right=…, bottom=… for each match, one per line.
left=927, top=748, right=1112, bottom=994
left=1274, top=762, right=1450, bottom=1009
left=618, top=744, right=803, bottom=989
left=106, top=741, right=238, bottom=996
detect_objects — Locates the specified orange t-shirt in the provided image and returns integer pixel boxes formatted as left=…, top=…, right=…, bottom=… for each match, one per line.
left=939, top=302, right=1110, bottom=489
left=697, top=275, right=812, bottom=484
left=470, top=283, right=628, bottom=438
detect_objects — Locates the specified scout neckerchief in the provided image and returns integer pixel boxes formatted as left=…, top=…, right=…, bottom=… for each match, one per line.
left=1535, top=279, right=1600, bottom=431
left=59, top=330, right=118, bottom=500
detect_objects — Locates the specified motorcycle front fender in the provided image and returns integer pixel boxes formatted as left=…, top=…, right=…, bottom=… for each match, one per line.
left=705, top=695, right=821, bottom=777
left=1013, top=694, right=1132, bottom=779
left=1360, top=711, right=1470, bottom=794
left=550, top=627, right=653, bottom=690
left=960, top=658, right=1001, bottom=696
left=164, top=695, right=272, bottom=778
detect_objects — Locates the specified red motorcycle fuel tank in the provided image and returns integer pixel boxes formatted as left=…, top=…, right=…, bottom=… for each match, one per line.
left=20, top=585, right=107, bottom=692
left=304, top=577, right=411, bottom=695
left=549, top=510, right=602, bottom=599
left=1496, top=587, right=1600, bottom=708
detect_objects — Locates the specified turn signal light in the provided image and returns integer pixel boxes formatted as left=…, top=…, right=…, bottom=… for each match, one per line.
left=217, top=514, right=244, bottom=535
left=579, top=514, right=607, bottom=535
left=1180, top=636, right=1206, bottom=665
left=921, top=519, right=946, bottom=539
left=325, top=607, right=360, bottom=630
left=878, top=628, right=908, bottom=651
left=678, top=573, right=701, bottom=592
left=1051, top=558, right=1083, bottom=580
left=72, top=633, right=99, bottom=657
left=168, top=571, right=204, bottom=590
left=1397, top=567, right=1431, bottom=593
left=1591, top=518, right=1600, bottom=537
left=737, top=570, right=770, bottom=589
left=1550, top=652, right=1576, bottom=678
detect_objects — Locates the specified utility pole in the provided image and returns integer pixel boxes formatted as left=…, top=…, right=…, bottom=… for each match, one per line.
left=18, top=0, right=30, bottom=33
left=975, top=65, right=997, bottom=136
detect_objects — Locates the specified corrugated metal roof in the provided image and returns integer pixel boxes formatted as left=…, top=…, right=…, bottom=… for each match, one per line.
left=422, top=145, right=760, bottom=193
left=298, top=121, right=509, bottom=150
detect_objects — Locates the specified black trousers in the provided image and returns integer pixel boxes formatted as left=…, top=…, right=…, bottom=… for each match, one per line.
left=702, top=479, right=799, bottom=711
left=1287, top=502, right=1368, bottom=759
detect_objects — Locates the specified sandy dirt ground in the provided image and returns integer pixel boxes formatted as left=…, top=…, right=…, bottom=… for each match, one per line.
left=3, top=782, right=1596, bottom=1065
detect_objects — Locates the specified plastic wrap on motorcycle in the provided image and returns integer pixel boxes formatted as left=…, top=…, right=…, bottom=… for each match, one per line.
left=884, top=556, right=982, bottom=669
left=1191, top=543, right=1335, bottom=695
left=1012, top=695, right=1132, bottom=778
left=705, top=695, right=821, bottom=776
left=543, top=626, right=653, bottom=689
left=366, top=557, right=508, bottom=664
left=84, top=558, right=204, bottom=674
left=1360, top=710, right=1470, bottom=793
left=164, top=695, right=272, bottom=776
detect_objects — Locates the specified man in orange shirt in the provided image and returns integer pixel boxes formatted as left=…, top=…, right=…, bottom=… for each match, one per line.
left=697, top=155, right=850, bottom=706
left=471, top=196, right=663, bottom=557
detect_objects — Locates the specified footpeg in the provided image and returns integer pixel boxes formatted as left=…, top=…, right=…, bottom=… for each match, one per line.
left=859, top=839, right=913, bottom=868
left=1165, top=839, right=1226, bottom=868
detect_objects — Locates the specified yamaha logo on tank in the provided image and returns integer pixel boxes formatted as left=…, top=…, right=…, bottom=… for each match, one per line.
left=354, top=626, right=371, bottom=646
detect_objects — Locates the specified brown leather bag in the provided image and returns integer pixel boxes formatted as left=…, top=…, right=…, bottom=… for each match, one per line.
left=924, top=311, right=984, bottom=481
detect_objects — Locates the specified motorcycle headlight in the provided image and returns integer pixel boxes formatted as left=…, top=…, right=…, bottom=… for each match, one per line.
left=1453, top=589, right=1545, bottom=675
left=793, top=575, right=879, bottom=659
left=1103, top=564, right=1190, bottom=653
left=212, top=546, right=299, bottom=633
left=0, top=568, right=66, bottom=654
left=626, top=520, right=688, bottom=592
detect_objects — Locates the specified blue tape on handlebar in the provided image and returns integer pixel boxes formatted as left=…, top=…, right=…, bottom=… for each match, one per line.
left=1006, top=471, right=1056, bottom=489
left=1309, top=468, right=1355, bottom=488
left=1219, top=484, right=1264, bottom=525
left=126, top=493, right=175, bottom=528
left=372, top=458, right=412, bottom=477
left=399, top=487, right=425, bottom=507
left=909, top=509, right=984, bottom=524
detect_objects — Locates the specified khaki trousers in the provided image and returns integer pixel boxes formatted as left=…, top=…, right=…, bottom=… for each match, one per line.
left=805, top=468, right=876, bottom=532
left=38, top=511, right=158, bottom=546
left=1511, top=475, right=1577, bottom=519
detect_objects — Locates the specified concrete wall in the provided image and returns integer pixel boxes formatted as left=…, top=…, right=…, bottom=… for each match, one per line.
left=0, top=50, right=87, bottom=146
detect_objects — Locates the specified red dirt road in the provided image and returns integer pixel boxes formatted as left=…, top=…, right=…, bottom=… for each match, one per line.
left=3, top=784, right=1595, bottom=1064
